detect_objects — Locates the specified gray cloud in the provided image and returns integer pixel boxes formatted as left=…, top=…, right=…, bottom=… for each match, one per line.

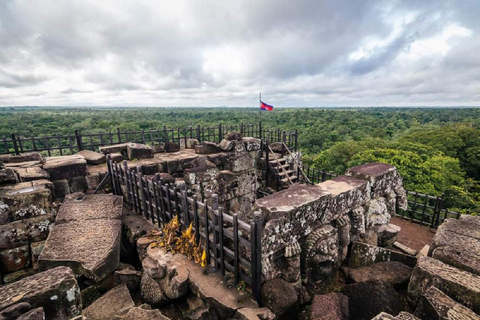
left=0, top=0, right=479, bottom=106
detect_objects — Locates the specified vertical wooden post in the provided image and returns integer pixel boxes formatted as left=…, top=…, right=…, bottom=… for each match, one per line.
left=233, top=214, right=239, bottom=285
left=163, top=126, right=168, bottom=143
left=252, top=211, right=263, bottom=302
left=137, top=166, right=148, bottom=219
left=281, top=131, right=286, bottom=157
left=204, top=203, right=211, bottom=265
left=193, top=195, right=200, bottom=244
left=117, top=127, right=122, bottom=143
left=212, top=194, right=220, bottom=270
left=122, top=161, right=131, bottom=205
left=182, top=189, right=189, bottom=227
left=218, top=123, right=222, bottom=143
left=11, top=133, right=19, bottom=155
left=265, top=139, right=270, bottom=189
left=218, top=206, right=225, bottom=276
left=75, top=130, right=83, bottom=151
left=294, top=129, right=298, bottom=152
left=259, top=121, right=262, bottom=140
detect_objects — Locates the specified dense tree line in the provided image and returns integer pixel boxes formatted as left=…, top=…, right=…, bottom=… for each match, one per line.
left=1, top=107, right=479, bottom=213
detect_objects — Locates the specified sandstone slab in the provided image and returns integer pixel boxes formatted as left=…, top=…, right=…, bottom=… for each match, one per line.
left=0, top=153, right=43, bottom=164
left=235, top=307, right=276, bottom=320
left=0, top=179, right=53, bottom=223
left=0, top=244, right=30, bottom=272
left=310, top=292, right=349, bottom=320
left=195, top=142, right=221, bottom=154
left=15, top=167, right=49, bottom=182
left=43, top=155, right=87, bottom=180
left=408, top=257, right=480, bottom=313
left=77, top=150, right=106, bottom=165
left=83, top=284, right=134, bottom=320
left=0, top=266, right=81, bottom=320
left=165, top=142, right=180, bottom=153
left=127, top=143, right=154, bottom=160
left=0, top=213, right=55, bottom=250
left=430, top=218, right=480, bottom=275
left=38, top=194, right=123, bottom=281
left=121, top=306, right=170, bottom=320
left=414, top=286, right=480, bottom=320
left=343, top=261, right=412, bottom=289
left=99, top=143, right=131, bottom=155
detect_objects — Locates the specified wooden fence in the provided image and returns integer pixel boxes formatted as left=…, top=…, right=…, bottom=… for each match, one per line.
left=107, top=156, right=263, bottom=301
left=396, top=190, right=463, bottom=227
left=1, top=122, right=298, bottom=156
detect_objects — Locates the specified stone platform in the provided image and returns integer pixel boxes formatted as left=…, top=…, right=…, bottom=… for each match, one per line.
left=38, top=194, right=123, bottom=282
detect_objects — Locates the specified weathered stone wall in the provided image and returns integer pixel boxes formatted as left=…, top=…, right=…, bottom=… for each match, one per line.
left=255, top=162, right=407, bottom=296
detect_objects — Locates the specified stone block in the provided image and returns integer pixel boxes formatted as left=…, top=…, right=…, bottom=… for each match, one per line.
left=393, top=241, right=417, bottom=256
left=217, top=169, right=256, bottom=202
left=207, top=153, right=229, bottom=167
left=430, top=218, right=480, bottom=275
left=408, top=257, right=480, bottom=313
left=310, top=292, right=349, bottom=320
left=52, top=179, right=70, bottom=198
left=85, top=173, right=100, bottom=190
left=195, top=142, right=220, bottom=154
left=127, top=143, right=154, bottom=160
left=225, top=132, right=243, bottom=141
left=0, top=213, right=55, bottom=250
left=68, top=176, right=87, bottom=193
left=317, top=175, right=370, bottom=223
left=0, top=266, right=81, bottom=320
left=0, top=180, right=53, bottom=223
left=152, top=144, right=165, bottom=153
left=229, top=153, right=255, bottom=172
left=30, top=241, right=45, bottom=270
left=165, top=142, right=180, bottom=153
left=346, top=162, right=404, bottom=200
left=256, top=184, right=330, bottom=261
left=114, top=267, right=141, bottom=293
left=233, top=140, right=246, bottom=154
left=43, top=155, right=87, bottom=180
left=0, top=244, right=30, bottom=272
left=180, top=138, right=199, bottom=149
left=243, top=137, right=261, bottom=151
left=83, top=284, right=134, bottom=320
left=0, top=152, right=43, bottom=164
left=378, top=223, right=401, bottom=247
left=99, top=143, right=131, bottom=155
left=349, top=242, right=417, bottom=268
left=15, top=167, right=49, bottom=182
left=414, top=286, right=480, bottom=320
left=76, top=150, right=106, bottom=165
left=0, top=167, right=18, bottom=185
left=110, top=152, right=124, bottom=162
left=38, top=194, right=122, bottom=282
left=219, top=139, right=234, bottom=151
left=269, top=142, right=283, bottom=152
left=342, top=261, right=412, bottom=289
left=261, top=278, right=298, bottom=320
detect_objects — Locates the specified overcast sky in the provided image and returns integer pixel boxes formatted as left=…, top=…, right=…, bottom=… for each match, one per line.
left=1, top=0, right=479, bottom=107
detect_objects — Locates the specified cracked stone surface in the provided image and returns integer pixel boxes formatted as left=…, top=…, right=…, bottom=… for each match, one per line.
left=38, top=194, right=122, bottom=282
left=82, top=284, right=134, bottom=320
left=408, top=257, right=480, bottom=314
left=0, top=266, right=81, bottom=320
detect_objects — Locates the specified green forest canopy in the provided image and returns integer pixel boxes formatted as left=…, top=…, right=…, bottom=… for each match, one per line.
left=1, top=107, right=479, bottom=214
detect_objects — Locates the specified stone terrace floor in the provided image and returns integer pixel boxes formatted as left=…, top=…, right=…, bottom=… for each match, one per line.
left=391, top=216, right=436, bottom=252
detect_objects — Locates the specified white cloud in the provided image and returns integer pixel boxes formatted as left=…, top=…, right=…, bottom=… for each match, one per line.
left=0, top=0, right=479, bottom=106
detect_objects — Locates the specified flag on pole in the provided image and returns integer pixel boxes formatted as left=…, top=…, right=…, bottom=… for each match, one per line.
left=260, top=100, right=274, bottom=111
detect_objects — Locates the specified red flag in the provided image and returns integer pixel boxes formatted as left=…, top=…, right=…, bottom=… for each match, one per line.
left=260, top=100, right=274, bottom=111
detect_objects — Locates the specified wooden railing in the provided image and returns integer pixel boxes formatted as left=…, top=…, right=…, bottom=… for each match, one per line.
left=1, top=122, right=298, bottom=156
left=107, top=157, right=263, bottom=301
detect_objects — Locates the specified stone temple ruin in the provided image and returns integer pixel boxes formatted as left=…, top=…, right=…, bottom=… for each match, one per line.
left=0, top=127, right=479, bottom=320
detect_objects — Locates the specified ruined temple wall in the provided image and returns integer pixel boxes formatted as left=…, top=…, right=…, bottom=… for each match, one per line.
left=255, top=162, right=408, bottom=286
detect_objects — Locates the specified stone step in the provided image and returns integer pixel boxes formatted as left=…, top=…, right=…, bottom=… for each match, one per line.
left=268, top=158, right=287, bottom=164
left=278, top=169, right=295, bottom=176
left=281, top=175, right=297, bottom=183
